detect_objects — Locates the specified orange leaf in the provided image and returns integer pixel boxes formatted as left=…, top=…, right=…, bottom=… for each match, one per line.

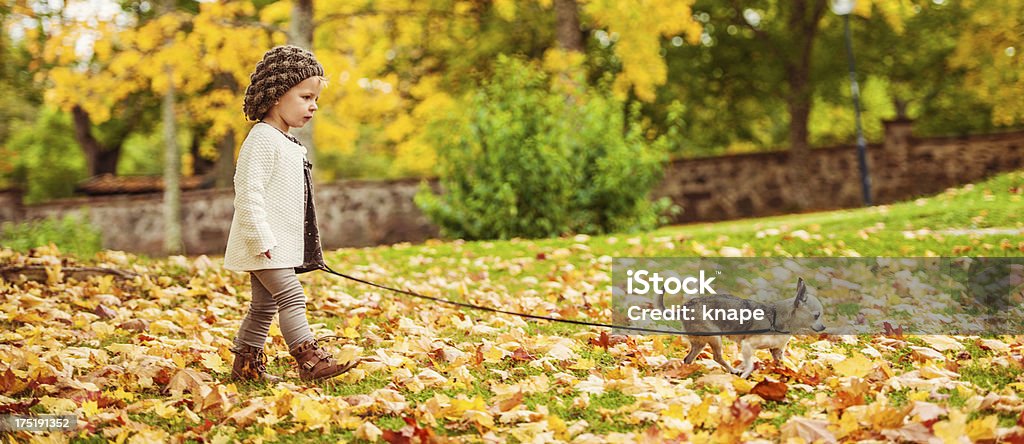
left=117, top=319, right=149, bottom=332
left=496, top=391, right=524, bottom=412
left=0, top=368, right=28, bottom=396
left=882, top=322, right=904, bottom=339
left=590, top=331, right=610, bottom=350
left=714, top=398, right=761, bottom=442
left=509, top=348, right=535, bottom=362
left=0, top=398, right=39, bottom=414
left=658, top=360, right=702, bottom=379
left=382, top=416, right=435, bottom=444
left=750, top=379, right=788, bottom=402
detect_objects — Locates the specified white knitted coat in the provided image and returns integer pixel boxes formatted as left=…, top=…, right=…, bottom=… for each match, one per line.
left=223, top=122, right=308, bottom=272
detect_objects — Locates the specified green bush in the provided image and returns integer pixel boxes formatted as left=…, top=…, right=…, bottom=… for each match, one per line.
left=415, top=55, right=677, bottom=240
left=1, top=213, right=103, bottom=257
left=5, top=108, right=87, bottom=204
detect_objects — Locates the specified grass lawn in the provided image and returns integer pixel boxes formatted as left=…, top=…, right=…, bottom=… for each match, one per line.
left=1, top=171, right=1023, bottom=442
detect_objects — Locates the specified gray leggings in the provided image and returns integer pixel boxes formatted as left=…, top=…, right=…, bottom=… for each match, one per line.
left=233, top=268, right=315, bottom=350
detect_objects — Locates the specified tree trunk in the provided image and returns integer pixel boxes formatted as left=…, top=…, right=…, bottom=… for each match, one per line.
left=784, top=0, right=826, bottom=156
left=71, top=105, right=121, bottom=177
left=554, top=0, right=584, bottom=52
left=553, top=0, right=584, bottom=107
left=163, top=62, right=182, bottom=255
left=786, top=73, right=812, bottom=155
left=894, top=97, right=909, bottom=119
left=214, top=128, right=236, bottom=189
left=161, top=0, right=182, bottom=255
left=211, top=72, right=239, bottom=188
left=0, top=13, right=6, bottom=77
left=783, top=0, right=827, bottom=209
left=190, top=129, right=214, bottom=177
left=289, top=0, right=317, bottom=173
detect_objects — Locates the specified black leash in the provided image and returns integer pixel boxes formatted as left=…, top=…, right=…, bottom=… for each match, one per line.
left=318, top=263, right=777, bottom=336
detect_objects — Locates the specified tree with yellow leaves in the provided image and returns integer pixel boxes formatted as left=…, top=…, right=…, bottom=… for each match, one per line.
left=38, top=1, right=279, bottom=186
left=950, top=0, right=1024, bottom=127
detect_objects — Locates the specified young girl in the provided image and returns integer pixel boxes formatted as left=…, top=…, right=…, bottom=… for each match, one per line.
left=223, top=45, right=357, bottom=382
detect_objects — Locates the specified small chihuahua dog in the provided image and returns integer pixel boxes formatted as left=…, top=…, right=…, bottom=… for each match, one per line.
left=657, top=278, right=826, bottom=378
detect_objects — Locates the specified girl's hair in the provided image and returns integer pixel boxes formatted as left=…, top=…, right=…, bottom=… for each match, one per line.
left=311, top=75, right=330, bottom=90
left=243, top=45, right=326, bottom=121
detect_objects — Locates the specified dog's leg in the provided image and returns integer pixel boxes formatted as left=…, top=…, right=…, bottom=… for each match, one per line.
left=708, top=337, right=738, bottom=374
left=770, top=347, right=785, bottom=364
left=739, top=341, right=757, bottom=378
left=683, top=337, right=706, bottom=364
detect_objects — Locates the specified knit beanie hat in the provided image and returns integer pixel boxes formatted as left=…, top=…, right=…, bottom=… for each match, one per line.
left=243, top=45, right=325, bottom=121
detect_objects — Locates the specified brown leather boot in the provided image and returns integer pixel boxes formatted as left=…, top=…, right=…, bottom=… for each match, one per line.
left=289, top=338, right=359, bottom=381
left=230, top=344, right=282, bottom=383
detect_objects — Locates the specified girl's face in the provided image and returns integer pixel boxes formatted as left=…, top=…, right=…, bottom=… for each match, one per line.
left=265, top=76, right=323, bottom=129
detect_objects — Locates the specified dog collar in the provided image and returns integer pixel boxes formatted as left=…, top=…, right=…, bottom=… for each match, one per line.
left=770, top=307, right=792, bottom=334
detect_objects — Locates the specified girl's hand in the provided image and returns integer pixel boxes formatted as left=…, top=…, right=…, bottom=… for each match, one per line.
left=263, top=250, right=272, bottom=259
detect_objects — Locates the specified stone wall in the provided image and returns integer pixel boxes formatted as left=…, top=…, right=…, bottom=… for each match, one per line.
left=656, top=120, right=1024, bottom=222
left=1, top=120, right=1022, bottom=255
left=9, top=179, right=439, bottom=255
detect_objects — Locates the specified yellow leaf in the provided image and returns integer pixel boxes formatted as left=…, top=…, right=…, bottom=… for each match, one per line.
left=128, top=428, right=169, bottom=444
left=149, top=319, right=183, bottom=335
left=483, top=346, right=506, bottom=363
left=833, top=353, right=874, bottom=378
left=836, top=409, right=862, bottom=438
left=150, top=401, right=178, bottom=419
left=91, top=321, right=116, bottom=339
left=570, top=358, right=595, bottom=370
left=933, top=409, right=967, bottom=444
left=689, top=397, right=714, bottom=428
left=732, top=377, right=754, bottom=394
left=343, top=327, right=360, bottom=339
left=548, top=415, right=567, bottom=440
left=652, top=337, right=666, bottom=353
left=908, top=391, right=931, bottom=402
left=110, top=387, right=136, bottom=403
left=464, top=409, right=494, bottom=430
left=210, top=433, right=232, bottom=444
left=449, top=396, right=488, bottom=419
left=291, top=395, right=333, bottom=430
left=201, top=352, right=229, bottom=373
left=754, top=422, right=778, bottom=437
left=493, top=0, right=516, bottom=20
left=966, top=415, right=997, bottom=442
left=172, top=353, right=187, bottom=369
left=355, top=421, right=382, bottom=441
left=38, top=396, right=77, bottom=413
left=262, top=427, right=278, bottom=442
left=105, top=343, right=142, bottom=357
left=81, top=400, right=100, bottom=417
left=45, top=263, right=62, bottom=285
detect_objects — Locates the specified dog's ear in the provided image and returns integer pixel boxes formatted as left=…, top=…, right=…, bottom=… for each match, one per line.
left=794, top=278, right=807, bottom=307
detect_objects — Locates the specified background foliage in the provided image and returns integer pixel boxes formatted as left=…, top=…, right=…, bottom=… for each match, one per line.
left=415, top=56, right=673, bottom=240
left=0, top=213, right=102, bottom=256
left=1, top=0, right=1022, bottom=204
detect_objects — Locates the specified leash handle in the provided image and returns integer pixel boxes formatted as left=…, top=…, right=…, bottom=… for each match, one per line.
left=318, top=263, right=777, bottom=337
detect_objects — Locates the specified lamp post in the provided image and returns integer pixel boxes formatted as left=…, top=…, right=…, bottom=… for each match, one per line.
left=831, top=0, right=872, bottom=206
